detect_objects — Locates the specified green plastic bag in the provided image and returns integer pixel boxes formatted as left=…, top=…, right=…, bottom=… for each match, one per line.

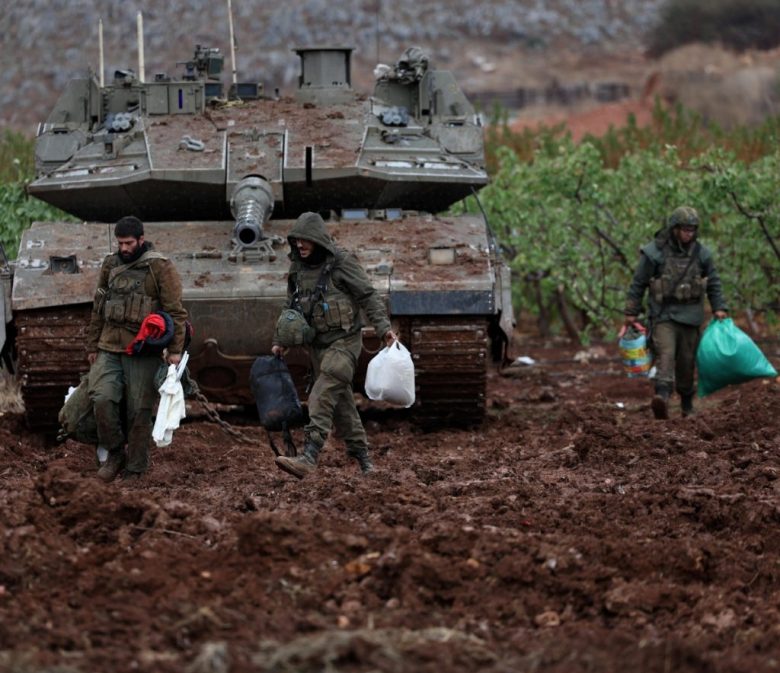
left=696, top=318, right=778, bottom=397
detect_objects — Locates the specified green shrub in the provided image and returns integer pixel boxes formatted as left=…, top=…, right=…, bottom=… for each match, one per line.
left=0, top=130, right=36, bottom=182
left=486, top=100, right=780, bottom=171
left=0, top=131, right=76, bottom=258
left=476, top=102, right=780, bottom=338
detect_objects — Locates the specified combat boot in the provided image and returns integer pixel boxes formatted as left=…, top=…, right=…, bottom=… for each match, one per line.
left=681, top=393, right=695, bottom=417
left=96, top=448, right=126, bottom=482
left=348, top=447, right=375, bottom=475
left=275, top=440, right=320, bottom=479
left=651, top=383, right=671, bottom=420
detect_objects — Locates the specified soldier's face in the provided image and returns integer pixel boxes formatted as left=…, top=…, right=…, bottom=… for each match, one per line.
left=117, top=235, right=144, bottom=261
left=674, top=225, right=696, bottom=246
left=296, top=238, right=315, bottom=259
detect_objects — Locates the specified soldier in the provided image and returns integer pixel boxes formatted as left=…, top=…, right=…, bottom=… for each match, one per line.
left=272, top=212, right=396, bottom=479
left=624, top=206, right=728, bottom=419
left=87, top=216, right=188, bottom=482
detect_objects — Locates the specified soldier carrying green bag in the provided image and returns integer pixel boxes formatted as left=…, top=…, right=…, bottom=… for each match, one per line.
left=623, top=206, right=728, bottom=419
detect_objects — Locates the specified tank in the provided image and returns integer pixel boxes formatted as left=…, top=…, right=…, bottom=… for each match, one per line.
left=4, top=41, right=514, bottom=432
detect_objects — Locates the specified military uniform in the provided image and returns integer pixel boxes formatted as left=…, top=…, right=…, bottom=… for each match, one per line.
left=87, top=244, right=187, bottom=478
left=625, top=207, right=727, bottom=417
left=273, top=213, right=391, bottom=477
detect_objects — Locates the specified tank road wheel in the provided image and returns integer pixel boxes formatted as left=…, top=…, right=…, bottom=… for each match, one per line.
left=15, top=306, right=91, bottom=433
left=409, top=317, right=488, bottom=428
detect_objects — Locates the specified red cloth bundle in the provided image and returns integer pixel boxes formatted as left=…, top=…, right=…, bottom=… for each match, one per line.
left=126, top=313, right=167, bottom=355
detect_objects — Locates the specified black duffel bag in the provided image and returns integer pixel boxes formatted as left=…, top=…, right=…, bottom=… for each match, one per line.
left=249, top=355, right=304, bottom=457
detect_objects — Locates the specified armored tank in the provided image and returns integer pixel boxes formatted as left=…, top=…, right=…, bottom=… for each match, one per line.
left=5, top=42, right=514, bottom=431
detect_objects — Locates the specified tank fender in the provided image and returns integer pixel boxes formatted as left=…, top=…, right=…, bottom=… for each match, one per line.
left=0, top=265, right=12, bottom=356
left=496, top=261, right=515, bottom=345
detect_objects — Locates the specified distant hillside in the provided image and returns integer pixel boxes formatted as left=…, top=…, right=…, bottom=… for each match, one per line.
left=1, top=0, right=663, bottom=132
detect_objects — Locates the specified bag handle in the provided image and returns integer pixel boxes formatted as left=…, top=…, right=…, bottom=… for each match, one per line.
left=265, top=422, right=297, bottom=458
left=618, top=321, right=646, bottom=339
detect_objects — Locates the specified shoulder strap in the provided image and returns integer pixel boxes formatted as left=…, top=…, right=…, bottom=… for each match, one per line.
left=108, top=250, right=167, bottom=284
left=292, top=261, right=334, bottom=320
left=670, top=241, right=701, bottom=290
left=313, top=261, right=333, bottom=301
left=265, top=423, right=297, bottom=458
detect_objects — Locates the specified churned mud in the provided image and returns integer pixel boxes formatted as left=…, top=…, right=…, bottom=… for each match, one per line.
left=1, top=333, right=779, bottom=673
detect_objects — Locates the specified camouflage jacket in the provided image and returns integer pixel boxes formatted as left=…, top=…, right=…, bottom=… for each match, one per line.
left=276, top=215, right=391, bottom=348
left=87, top=244, right=188, bottom=355
left=624, top=226, right=727, bottom=326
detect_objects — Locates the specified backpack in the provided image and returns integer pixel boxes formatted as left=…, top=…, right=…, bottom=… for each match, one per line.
left=249, top=355, right=304, bottom=457
left=57, top=374, right=99, bottom=445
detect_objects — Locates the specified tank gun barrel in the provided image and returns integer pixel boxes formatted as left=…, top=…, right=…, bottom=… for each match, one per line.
left=230, top=176, right=274, bottom=247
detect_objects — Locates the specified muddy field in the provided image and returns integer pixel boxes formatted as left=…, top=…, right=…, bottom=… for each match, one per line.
left=1, top=332, right=779, bottom=673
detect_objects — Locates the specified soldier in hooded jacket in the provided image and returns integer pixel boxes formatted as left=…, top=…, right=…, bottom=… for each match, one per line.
left=624, top=206, right=728, bottom=419
left=272, top=212, right=396, bottom=478
left=87, top=216, right=188, bottom=482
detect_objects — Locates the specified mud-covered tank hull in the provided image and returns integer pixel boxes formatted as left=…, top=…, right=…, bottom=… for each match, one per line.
left=14, top=43, right=515, bottom=432
left=10, top=214, right=511, bottom=431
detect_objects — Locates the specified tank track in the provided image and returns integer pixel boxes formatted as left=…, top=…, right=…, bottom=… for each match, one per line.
left=16, top=306, right=91, bottom=433
left=409, top=317, right=488, bottom=427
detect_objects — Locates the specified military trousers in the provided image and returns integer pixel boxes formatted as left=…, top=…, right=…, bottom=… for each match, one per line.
left=88, top=350, right=161, bottom=473
left=651, top=319, right=701, bottom=397
left=305, top=331, right=367, bottom=453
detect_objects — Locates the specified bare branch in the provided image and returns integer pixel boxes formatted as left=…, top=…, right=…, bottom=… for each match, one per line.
left=728, top=191, right=780, bottom=263
left=594, top=203, right=632, bottom=270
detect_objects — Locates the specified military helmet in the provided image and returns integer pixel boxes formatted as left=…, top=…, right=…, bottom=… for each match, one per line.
left=669, top=206, right=699, bottom=229
left=274, top=308, right=315, bottom=347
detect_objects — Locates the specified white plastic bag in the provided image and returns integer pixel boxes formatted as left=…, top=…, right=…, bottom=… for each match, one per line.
left=365, top=340, right=416, bottom=407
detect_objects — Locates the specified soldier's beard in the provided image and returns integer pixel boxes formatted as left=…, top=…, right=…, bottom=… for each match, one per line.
left=119, top=242, right=147, bottom=264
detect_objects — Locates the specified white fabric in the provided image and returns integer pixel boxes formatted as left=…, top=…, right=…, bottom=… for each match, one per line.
left=152, top=353, right=189, bottom=447
left=365, top=340, right=416, bottom=407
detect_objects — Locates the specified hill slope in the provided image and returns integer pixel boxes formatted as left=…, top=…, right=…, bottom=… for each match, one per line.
left=1, top=0, right=663, bottom=131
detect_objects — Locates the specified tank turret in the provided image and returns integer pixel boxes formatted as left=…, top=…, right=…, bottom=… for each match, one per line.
left=6, top=37, right=513, bottom=431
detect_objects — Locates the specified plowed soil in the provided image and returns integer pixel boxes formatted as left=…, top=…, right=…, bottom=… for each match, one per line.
left=1, top=333, right=780, bottom=673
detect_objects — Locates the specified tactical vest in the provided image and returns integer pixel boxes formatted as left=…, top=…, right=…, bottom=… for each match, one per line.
left=650, top=243, right=706, bottom=305
left=291, top=256, right=357, bottom=335
left=97, top=252, right=164, bottom=330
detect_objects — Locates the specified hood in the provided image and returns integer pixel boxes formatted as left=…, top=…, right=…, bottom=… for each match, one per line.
left=287, top=212, right=337, bottom=260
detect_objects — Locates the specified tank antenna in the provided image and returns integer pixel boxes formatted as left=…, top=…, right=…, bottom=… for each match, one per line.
left=136, top=11, right=145, bottom=82
left=375, top=0, right=381, bottom=64
left=227, top=0, right=238, bottom=85
left=98, top=18, right=105, bottom=87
